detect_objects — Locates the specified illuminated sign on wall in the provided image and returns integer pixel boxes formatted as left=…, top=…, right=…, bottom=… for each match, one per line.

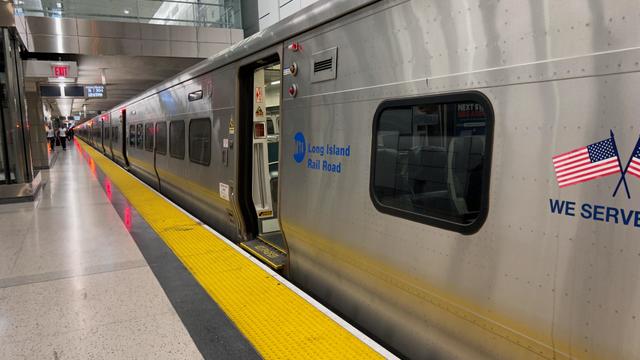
left=51, top=65, right=69, bottom=78
left=85, top=85, right=106, bottom=98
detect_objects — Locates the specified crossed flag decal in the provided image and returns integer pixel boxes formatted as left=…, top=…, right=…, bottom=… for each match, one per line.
left=552, top=130, right=640, bottom=198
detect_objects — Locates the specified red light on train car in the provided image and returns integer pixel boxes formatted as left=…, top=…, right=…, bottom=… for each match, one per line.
left=288, top=42, right=301, bottom=52
left=288, top=84, right=298, bottom=97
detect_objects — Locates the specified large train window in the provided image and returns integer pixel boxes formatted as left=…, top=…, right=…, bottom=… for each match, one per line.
left=112, top=126, right=118, bottom=143
left=189, top=118, right=211, bottom=166
left=144, top=123, right=154, bottom=152
left=129, top=125, right=135, bottom=147
left=136, top=124, right=143, bottom=149
left=169, top=120, right=185, bottom=159
left=156, top=122, right=167, bottom=155
left=370, top=92, right=493, bottom=234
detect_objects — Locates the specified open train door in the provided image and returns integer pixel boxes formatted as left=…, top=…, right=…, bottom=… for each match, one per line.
left=237, top=55, right=288, bottom=272
left=120, top=108, right=129, bottom=167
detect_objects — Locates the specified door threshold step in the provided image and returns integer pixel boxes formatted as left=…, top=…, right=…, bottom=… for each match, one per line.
left=240, top=239, right=287, bottom=270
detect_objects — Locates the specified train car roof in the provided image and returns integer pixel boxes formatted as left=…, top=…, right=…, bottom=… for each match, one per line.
left=110, top=0, right=378, bottom=113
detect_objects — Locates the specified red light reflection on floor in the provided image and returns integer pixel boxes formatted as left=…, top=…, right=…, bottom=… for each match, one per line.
left=105, top=179, right=112, bottom=202
left=124, top=206, right=132, bottom=231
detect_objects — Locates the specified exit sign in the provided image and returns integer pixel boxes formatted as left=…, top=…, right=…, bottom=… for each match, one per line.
left=51, top=65, right=69, bottom=78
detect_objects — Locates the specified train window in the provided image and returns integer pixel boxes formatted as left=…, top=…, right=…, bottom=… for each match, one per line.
left=144, top=123, right=154, bottom=152
left=129, top=125, right=135, bottom=147
left=370, top=92, right=493, bottom=234
left=156, top=122, right=167, bottom=155
left=136, top=124, right=143, bottom=149
left=169, top=120, right=185, bottom=159
left=104, top=124, right=110, bottom=141
left=189, top=118, right=211, bottom=166
left=112, top=126, right=118, bottom=143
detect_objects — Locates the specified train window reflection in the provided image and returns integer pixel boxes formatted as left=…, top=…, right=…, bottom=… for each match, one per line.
left=156, top=122, right=167, bottom=155
left=129, top=125, right=135, bottom=147
left=144, top=123, right=154, bottom=152
left=189, top=118, right=211, bottom=166
left=371, top=94, right=492, bottom=233
left=170, top=120, right=185, bottom=159
left=136, top=124, right=143, bottom=149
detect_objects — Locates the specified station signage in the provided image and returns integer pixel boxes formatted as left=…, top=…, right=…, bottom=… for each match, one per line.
left=51, top=65, right=69, bottom=78
left=85, top=85, right=106, bottom=98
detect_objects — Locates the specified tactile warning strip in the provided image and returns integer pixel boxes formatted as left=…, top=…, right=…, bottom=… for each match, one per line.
left=78, top=141, right=383, bottom=360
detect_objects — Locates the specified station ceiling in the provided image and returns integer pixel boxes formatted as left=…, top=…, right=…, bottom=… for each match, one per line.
left=25, top=53, right=201, bottom=119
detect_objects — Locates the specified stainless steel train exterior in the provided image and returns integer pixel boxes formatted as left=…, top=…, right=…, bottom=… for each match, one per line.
left=76, top=0, right=640, bottom=358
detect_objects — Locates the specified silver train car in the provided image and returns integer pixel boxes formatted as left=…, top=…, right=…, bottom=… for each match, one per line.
left=76, top=0, right=640, bottom=358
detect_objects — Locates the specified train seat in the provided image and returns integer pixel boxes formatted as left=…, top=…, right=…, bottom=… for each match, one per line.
left=408, top=145, right=451, bottom=212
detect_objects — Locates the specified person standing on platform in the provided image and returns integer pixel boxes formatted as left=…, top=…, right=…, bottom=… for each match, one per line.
left=67, top=127, right=74, bottom=142
left=46, top=126, right=55, bottom=150
left=58, top=126, right=67, bottom=151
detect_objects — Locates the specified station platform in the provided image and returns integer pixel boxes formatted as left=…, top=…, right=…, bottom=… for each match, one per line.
left=0, top=140, right=395, bottom=359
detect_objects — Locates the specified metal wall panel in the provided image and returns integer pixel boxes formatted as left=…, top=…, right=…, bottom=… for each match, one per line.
left=78, top=37, right=141, bottom=56
left=230, top=29, right=244, bottom=44
left=141, top=40, right=171, bottom=57
left=30, top=34, right=79, bottom=53
left=198, top=43, right=229, bottom=58
left=139, top=24, right=170, bottom=41
left=76, top=19, right=140, bottom=39
left=169, top=26, right=197, bottom=42
left=26, top=16, right=77, bottom=36
left=170, top=41, right=198, bottom=58
left=197, top=27, right=231, bottom=44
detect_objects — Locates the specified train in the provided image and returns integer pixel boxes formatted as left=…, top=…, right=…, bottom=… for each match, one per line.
left=76, top=0, right=640, bottom=358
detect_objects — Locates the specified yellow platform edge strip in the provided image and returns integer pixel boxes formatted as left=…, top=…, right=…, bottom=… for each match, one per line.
left=77, top=141, right=383, bottom=360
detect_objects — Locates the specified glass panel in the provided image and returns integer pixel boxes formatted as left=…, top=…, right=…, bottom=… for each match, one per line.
left=189, top=118, right=211, bottom=165
left=16, top=0, right=242, bottom=28
left=156, top=122, right=167, bottom=155
left=144, top=122, right=154, bottom=151
left=372, top=100, right=489, bottom=226
left=169, top=120, right=185, bottom=159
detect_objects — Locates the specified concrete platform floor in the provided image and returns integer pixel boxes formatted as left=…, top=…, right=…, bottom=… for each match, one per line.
left=0, top=145, right=203, bottom=359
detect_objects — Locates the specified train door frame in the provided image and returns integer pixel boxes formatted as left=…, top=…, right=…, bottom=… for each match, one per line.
left=121, top=108, right=129, bottom=167
left=100, top=119, right=105, bottom=153
left=237, top=54, right=283, bottom=238
left=237, top=53, right=289, bottom=271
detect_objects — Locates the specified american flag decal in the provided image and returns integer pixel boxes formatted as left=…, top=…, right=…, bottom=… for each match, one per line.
left=552, top=138, right=622, bottom=188
left=627, top=140, right=640, bottom=179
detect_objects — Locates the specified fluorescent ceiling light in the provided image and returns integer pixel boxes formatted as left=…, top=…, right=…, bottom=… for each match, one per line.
left=270, top=80, right=280, bottom=85
left=124, top=9, right=130, bottom=14
left=56, top=2, right=62, bottom=8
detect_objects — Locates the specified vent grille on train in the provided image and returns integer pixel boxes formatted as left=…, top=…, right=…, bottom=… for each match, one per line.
left=311, top=47, right=338, bottom=83
left=314, top=58, right=333, bottom=73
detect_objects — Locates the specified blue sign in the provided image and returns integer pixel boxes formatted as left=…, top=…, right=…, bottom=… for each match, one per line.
left=293, top=132, right=306, bottom=163
left=293, top=131, right=351, bottom=174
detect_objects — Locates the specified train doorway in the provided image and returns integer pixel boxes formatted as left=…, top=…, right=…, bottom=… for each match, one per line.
left=238, top=58, right=288, bottom=271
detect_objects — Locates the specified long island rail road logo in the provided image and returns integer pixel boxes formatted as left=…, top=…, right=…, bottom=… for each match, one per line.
left=292, top=131, right=351, bottom=173
left=550, top=130, right=640, bottom=228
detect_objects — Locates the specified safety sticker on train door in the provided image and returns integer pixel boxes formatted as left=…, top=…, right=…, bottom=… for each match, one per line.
left=219, top=183, right=230, bottom=201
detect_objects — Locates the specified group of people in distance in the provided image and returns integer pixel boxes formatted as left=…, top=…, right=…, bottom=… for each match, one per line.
left=46, top=125, right=74, bottom=151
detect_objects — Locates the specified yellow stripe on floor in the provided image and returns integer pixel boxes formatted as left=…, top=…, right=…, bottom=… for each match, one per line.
left=78, top=140, right=383, bottom=360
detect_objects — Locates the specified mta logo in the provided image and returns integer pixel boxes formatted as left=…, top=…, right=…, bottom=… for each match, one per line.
left=293, top=132, right=306, bottom=163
